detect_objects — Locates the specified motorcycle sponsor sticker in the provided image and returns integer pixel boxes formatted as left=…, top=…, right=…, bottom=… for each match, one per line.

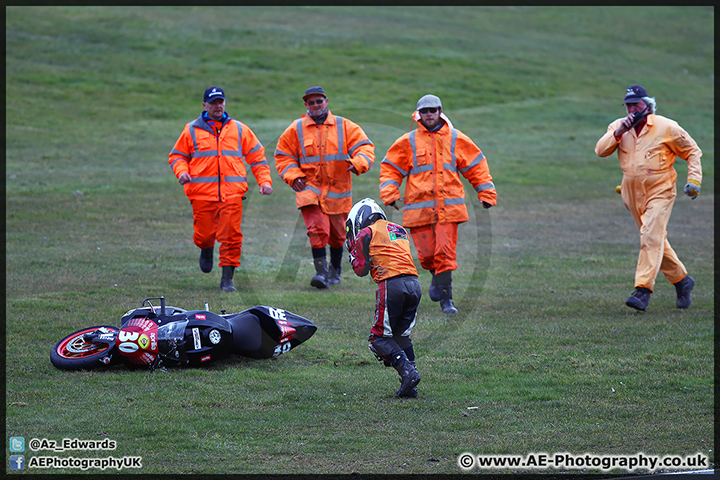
left=195, top=314, right=206, bottom=321
left=200, top=355, right=211, bottom=362
left=192, top=327, right=202, bottom=350
left=386, top=222, right=409, bottom=241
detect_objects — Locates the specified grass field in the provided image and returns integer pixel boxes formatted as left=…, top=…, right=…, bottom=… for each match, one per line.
left=5, top=6, right=714, bottom=476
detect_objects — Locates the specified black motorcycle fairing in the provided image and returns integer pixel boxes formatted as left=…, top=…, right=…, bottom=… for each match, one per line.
left=179, top=310, right=234, bottom=367
left=224, top=306, right=318, bottom=359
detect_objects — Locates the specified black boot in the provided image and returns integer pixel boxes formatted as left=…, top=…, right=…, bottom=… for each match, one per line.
left=368, top=342, right=391, bottom=367
left=310, top=249, right=329, bottom=289
left=404, top=361, right=419, bottom=398
left=199, top=247, right=214, bottom=273
left=673, top=275, right=694, bottom=309
left=626, top=287, right=651, bottom=311
left=430, top=271, right=451, bottom=302
left=220, top=266, right=237, bottom=292
left=438, top=281, right=458, bottom=315
left=390, top=351, right=420, bottom=397
left=327, top=264, right=341, bottom=285
left=328, top=247, right=343, bottom=285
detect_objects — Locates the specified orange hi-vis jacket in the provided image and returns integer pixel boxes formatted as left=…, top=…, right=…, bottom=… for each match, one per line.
left=380, top=115, right=497, bottom=228
left=274, top=111, right=375, bottom=215
left=169, top=113, right=272, bottom=202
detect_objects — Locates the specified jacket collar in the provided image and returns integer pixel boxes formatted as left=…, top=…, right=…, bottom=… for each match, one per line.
left=417, top=118, right=448, bottom=134
left=302, top=110, right=336, bottom=127
left=634, top=113, right=654, bottom=137
left=201, top=111, right=230, bottom=127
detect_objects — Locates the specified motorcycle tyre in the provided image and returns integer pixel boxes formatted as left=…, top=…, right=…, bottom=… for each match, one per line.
left=51, top=325, right=119, bottom=371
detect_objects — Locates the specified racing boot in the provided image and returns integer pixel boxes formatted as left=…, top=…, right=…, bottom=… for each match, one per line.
left=220, top=266, right=237, bottom=292
left=327, top=246, right=343, bottom=285
left=438, top=283, right=458, bottom=315
left=673, top=275, right=694, bottom=309
left=626, top=287, right=651, bottom=312
left=310, top=255, right=329, bottom=289
left=396, top=361, right=419, bottom=398
left=390, top=351, right=420, bottom=398
left=368, top=342, right=391, bottom=367
left=199, top=246, right=214, bottom=273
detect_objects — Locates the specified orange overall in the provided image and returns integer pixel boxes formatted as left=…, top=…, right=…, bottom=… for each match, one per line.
left=595, top=114, right=702, bottom=291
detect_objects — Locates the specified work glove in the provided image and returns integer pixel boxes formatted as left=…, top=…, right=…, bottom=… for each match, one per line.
left=683, top=180, right=701, bottom=200
left=482, top=201, right=493, bottom=209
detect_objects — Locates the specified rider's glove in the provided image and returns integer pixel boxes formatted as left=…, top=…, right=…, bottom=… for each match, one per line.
left=684, top=179, right=701, bottom=200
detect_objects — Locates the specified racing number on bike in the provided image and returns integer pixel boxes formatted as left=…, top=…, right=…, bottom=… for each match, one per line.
left=273, top=342, right=292, bottom=357
left=268, top=307, right=287, bottom=320
left=118, top=330, right=140, bottom=353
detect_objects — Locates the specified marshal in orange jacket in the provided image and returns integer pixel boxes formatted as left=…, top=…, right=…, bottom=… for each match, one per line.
left=274, top=112, right=375, bottom=215
left=379, top=114, right=497, bottom=228
left=169, top=114, right=272, bottom=202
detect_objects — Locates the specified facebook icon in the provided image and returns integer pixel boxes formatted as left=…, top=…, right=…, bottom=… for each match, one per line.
left=10, top=455, right=25, bottom=470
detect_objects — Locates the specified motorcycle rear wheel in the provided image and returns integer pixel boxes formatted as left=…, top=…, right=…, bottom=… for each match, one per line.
left=51, top=326, right=119, bottom=371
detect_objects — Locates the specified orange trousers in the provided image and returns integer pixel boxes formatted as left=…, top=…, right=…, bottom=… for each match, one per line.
left=300, top=204, right=346, bottom=249
left=409, top=222, right=458, bottom=275
left=191, top=198, right=243, bottom=268
left=622, top=172, right=687, bottom=292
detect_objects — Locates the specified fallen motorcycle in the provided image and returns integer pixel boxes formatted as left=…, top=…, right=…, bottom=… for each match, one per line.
left=50, top=297, right=317, bottom=371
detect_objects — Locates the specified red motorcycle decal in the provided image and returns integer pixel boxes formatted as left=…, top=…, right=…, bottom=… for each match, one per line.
left=117, top=317, right=159, bottom=365
left=277, top=319, right=296, bottom=341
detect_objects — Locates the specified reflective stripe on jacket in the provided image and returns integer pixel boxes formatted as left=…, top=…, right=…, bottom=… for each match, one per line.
left=169, top=114, right=271, bottom=202
left=274, top=111, right=375, bottom=215
left=379, top=117, right=497, bottom=227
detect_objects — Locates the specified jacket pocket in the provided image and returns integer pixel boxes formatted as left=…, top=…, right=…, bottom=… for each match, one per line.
left=303, top=138, right=315, bottom=158
left=416, top=148, right=430, bottom=166
left=644, top=146, right=666, bottom=170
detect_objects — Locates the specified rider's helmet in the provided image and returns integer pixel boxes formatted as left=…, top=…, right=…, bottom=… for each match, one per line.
left=345, top=198, right=387, bottom=249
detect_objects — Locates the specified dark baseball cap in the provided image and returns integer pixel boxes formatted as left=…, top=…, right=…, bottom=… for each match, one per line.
left=204, top=86, right=226, bottom=103
left=623, top=85, right=649, bottom=104
left=303, top=86, right=327, bottom=101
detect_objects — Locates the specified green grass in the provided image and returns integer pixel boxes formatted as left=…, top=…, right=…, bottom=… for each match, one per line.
left=5, top=6, right=714, bottom=476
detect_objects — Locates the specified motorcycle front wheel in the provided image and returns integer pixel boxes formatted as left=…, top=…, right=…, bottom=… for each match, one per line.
left=50, top=326, right=119, bottom=371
